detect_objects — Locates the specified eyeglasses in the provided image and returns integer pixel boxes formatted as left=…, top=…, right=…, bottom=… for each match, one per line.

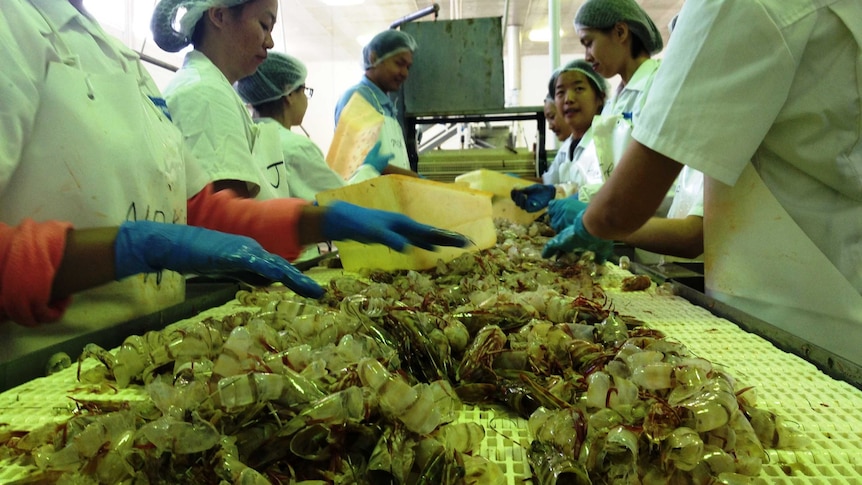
left=290, top=85, right=314, bottom=99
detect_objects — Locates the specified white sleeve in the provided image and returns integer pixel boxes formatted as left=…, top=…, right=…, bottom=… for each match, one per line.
left=632, top=0, right=796, bottom=186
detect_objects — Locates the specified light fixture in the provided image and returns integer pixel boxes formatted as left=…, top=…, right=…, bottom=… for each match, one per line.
left=528, top=27, right=564, bottom=43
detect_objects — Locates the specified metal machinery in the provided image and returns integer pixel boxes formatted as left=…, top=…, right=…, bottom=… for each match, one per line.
left=396, top=17, right=547, bottom=181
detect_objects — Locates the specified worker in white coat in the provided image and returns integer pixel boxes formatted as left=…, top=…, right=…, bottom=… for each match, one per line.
left=334, top=29, right=420, bottom=177
left=514, top=0, right=667, bottom=211
left=0, top=0, right=469, bottom=382
left=235, top=52, right=347, bottom=201
left=574, top=0, right=665, bottom=196
left=544, top=0, right=862, bottom=368
left=513, top=60, right=609, bottom=210
left=235, top=52, right=389, bottom=200
left=154, top=0, right=288, bottom=200
left=544, top=2, right=705, bottom=261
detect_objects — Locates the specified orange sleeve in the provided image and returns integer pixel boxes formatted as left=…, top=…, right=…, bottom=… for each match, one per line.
left=187, top=184, right=310, bottom=262
left=0, top=219, right=73, bottom=326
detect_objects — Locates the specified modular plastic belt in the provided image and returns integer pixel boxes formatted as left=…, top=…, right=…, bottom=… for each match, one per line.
left=1, top=277, right=861, bottom=483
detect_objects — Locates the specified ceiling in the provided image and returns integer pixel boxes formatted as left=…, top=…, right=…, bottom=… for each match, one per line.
left=273, top=0, right=687, bottom=63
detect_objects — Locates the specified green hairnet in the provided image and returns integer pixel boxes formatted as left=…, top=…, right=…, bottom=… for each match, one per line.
left=236, top=52, right=308, bottom=106
left=362, top=30, right=418, bottom=70
left=574, top=0, right=663, bottom=55
left=558, top=59, right=609, bottom=98
left=151, top=0, right=253, bottom=52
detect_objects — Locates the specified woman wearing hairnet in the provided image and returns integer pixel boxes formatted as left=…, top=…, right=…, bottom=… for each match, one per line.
left=153, top=0, right=286, bottom=200
left=333, top=29, right=420, bottom=177
left=149, top=5, right=463, bottom=228
left=514, top=0, right=666, bottom=213
left=520, top=0, right=704, bottom=261
left=235, top=52, right=349, bottom=201
left=544, top=0, right=862, bottom=366
left=0, top=0, right=468, bottom=375
left=528, top=60, right=609, bottom=200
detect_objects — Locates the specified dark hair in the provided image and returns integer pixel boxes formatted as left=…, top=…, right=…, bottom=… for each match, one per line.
left=555, top=69, right=606, bottom=115
left=600, top=23, right=650, bottom=59
left=253, top=97, right=285, bottom=118
left=191, top=3, right=248, bottom=47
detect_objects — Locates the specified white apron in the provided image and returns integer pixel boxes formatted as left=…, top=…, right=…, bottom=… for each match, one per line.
left=0, top=6, right=187, bottom=363
left=591, top=114, right=634, bottom=182
left=379, top=114, right=411, bottom=170
left=362, top=85, right=410, bottom=171
left=248, top=121, right=289, bottom=201
left=704, top=164, right=862, bottom=366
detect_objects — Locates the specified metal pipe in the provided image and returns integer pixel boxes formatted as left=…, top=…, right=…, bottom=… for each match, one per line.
left=390, top=3, right=440, bottom=29
left=548, top=0, right=561, bottom=71
left=502, top=0, right=510, bottom=42
left=506, top=24, right=522, bottom=107
left=138, top=52, right=178, bottom=72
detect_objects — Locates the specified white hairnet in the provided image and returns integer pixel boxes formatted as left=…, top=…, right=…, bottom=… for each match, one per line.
left=151, top=0, right=253, bottom=52
left=236, top=52, right=308, bottom=106
left=559, top=59, right=609, bottom=99
left=574, top=0, right=663, bottom=56
left=362, top=30, right=417, bottom=70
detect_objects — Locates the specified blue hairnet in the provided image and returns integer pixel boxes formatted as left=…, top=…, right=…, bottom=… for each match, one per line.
left=362, top=30, right=417, bottom=70
left=237, top=52, right=308, bottom=106
left=574, top=0, right=663, bottom=56
left=558, top=59, right=609, bottom=99
left=151, top=0, right=253, bottom=52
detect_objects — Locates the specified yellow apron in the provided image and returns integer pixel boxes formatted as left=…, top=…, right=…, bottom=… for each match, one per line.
left=705, top=164, right=862, bottom=365
left=326, top=92, right=385, bottom=180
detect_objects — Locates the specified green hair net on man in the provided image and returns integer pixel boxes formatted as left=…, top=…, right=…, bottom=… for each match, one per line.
left=362, top=30, right=418, bottom=70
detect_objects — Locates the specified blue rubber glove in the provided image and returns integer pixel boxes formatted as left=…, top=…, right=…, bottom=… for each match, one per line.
left=362, top=141, right=394, bottom=173
left=541, top=209, right=614, bottom=263
left=547, top=197, right=588, bottom=233
left=321, top=201, right=471, bottom=252
left=114, top=221, right=324, bottom=298
left=510, top=184, right=556, bottom=213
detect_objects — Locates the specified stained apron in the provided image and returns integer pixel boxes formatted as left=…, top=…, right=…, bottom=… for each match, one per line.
left=705, top=164, right=862, bottom=366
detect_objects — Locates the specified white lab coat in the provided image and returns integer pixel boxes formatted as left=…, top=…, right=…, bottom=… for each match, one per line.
left=634, top=0, right=862, bottom=364
left=259, top=119, right=346, bottom=201
left=164, top=51, right=289, bottom=200
left=576, top=59, right=662, bottom=200
left=542, top=137, right=572, bottom=185
left=0, top=0, right=209, bottom=362
left=634, top=166, right=705, bottom=265
left=666, top=167, right=704, bottom=220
